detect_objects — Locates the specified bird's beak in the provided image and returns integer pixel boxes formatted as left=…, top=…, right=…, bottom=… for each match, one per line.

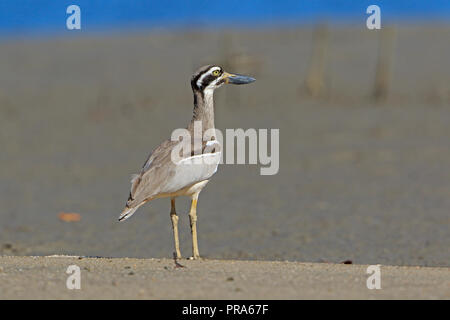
left=223, top=72, right=256, bottom=85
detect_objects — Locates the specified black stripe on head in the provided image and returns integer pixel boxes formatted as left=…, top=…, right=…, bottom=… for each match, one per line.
left=200, top=74, right=216, bottom=88
left=191, top=65, right=222, bottom=91
left=191, top=65, right=212, bottom=91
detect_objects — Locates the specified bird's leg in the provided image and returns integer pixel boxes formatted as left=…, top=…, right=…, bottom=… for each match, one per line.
left=189, top=193, right=200, bottom=259
left=170, top=198, right=182, bottom=259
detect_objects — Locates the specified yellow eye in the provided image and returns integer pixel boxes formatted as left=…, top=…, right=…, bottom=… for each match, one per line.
left=212, top=69, right=220, bottom=76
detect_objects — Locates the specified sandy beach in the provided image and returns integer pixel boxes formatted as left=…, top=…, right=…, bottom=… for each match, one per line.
left=0, top=256, right=448, bottom=299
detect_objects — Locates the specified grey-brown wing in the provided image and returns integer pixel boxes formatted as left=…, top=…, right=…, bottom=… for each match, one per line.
left=127, top=139, right=178, bottom=207
left=126, top=138, right=221, bottom=207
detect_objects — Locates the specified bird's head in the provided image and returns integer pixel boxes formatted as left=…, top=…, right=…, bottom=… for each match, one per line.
left=191, top=65, right=255, bottom=93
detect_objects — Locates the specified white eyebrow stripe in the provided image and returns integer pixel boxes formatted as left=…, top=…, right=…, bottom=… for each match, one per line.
left=196, top=72, right=208, bottom=88
left=196, top=67, right=221, bottom=88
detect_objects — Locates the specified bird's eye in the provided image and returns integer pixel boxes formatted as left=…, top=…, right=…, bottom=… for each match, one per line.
left=212, top=70, right=221, bottom=76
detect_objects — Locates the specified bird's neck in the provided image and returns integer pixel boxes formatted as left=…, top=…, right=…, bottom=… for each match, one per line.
left=189, top=88, right=215, bottom=133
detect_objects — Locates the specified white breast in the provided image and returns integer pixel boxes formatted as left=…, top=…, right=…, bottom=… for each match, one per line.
left=164, top=152, right=221, bottom=193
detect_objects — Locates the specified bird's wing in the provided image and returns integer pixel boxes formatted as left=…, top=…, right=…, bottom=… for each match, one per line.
left=127, top=139, right=178, bottom=207
left=126, top=138, right=221, bottom=208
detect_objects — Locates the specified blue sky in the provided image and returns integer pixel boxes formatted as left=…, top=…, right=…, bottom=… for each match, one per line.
left=1, top=1, right=449, bottom=36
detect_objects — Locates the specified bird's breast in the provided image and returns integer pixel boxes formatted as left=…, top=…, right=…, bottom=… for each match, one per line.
left=164, top=151, right=221, bottom=193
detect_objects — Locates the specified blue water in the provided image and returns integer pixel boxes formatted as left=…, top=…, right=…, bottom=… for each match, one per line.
left=1, top=0, right=450, bottom=36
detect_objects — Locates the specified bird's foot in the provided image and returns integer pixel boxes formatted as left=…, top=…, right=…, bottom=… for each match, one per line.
left=188, top=255, right=201, bottom=260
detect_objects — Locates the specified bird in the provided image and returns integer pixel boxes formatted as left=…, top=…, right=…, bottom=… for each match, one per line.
left=118, top=65, right=255, bottom=259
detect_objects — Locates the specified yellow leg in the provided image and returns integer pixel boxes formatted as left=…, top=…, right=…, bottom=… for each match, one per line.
left=189, top=194, right=200, bottom=259
left=170, top=198, right=182, bottom=259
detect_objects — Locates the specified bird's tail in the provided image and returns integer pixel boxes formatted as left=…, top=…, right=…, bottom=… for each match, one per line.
left=118, top=205, right=140, bottom=222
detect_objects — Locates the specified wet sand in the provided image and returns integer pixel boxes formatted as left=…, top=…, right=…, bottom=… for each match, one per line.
left=0, top=26, right=449, bottom=267
left=0, top=256, right=448, bottom=299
